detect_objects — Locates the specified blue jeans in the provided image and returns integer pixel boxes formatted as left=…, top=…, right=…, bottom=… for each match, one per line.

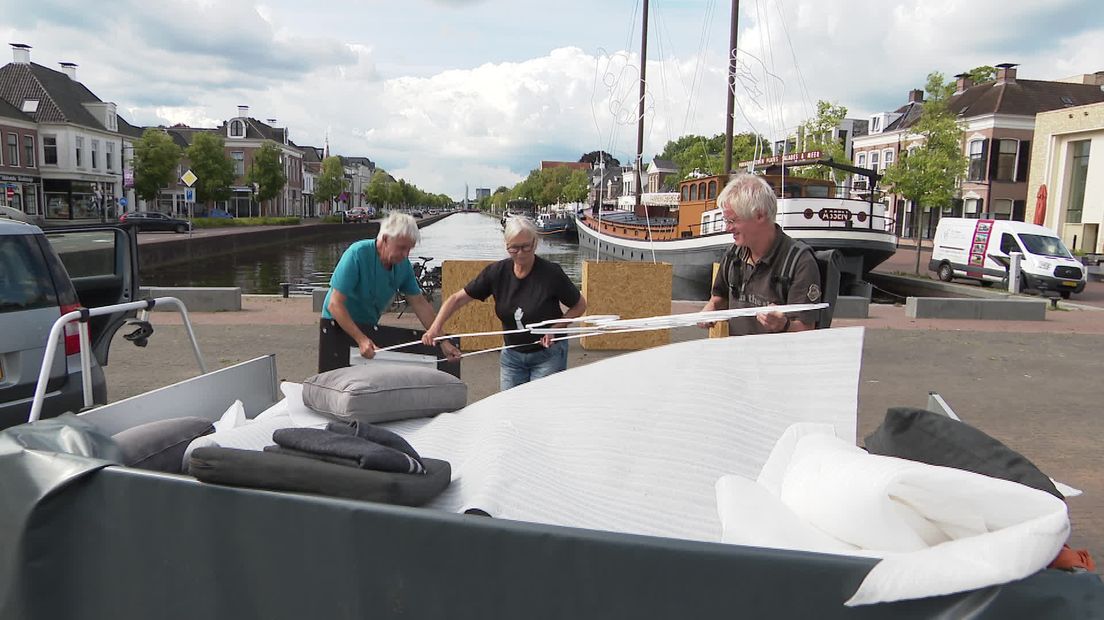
left=499, top=340, right=568, bottom=390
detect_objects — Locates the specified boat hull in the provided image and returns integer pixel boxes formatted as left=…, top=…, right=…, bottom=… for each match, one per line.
left=576, top=218, right=730, bottom=300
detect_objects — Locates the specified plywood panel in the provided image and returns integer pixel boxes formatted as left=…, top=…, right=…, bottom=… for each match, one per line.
left=709, top=261, right=729, bottom=339
left=441, top=260, right=500, bottom=351
left=581, top=261, right=671, bottom=350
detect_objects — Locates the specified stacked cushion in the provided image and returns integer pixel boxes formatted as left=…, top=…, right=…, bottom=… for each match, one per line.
left=302, top=364, right=467, bottom=424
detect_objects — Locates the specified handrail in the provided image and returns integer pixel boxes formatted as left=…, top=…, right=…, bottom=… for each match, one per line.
left=27, top=297, right=207, bottom=423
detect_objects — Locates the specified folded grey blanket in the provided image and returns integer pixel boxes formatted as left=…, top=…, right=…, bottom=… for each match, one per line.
left=325, top=420, right=423, bottom=467
left=271, top=428, right=425, bottom=474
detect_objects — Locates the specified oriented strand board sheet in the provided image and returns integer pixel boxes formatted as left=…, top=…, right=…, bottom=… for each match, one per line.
left=581, top=261, right=671, bottom=350
left=387, top=327, right=864, bottom=543
left=441, top=260, right=500, bottom=352
left=709, top=261, right=729, bottom=339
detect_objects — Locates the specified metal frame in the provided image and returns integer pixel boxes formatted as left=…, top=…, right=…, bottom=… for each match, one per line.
left=27, top=297, right=207, bottom=423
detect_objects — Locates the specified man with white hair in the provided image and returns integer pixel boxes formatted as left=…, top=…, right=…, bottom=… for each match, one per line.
left=318, top=212, right=461, bottom=372
left=699, top=173, right=821, bottom=335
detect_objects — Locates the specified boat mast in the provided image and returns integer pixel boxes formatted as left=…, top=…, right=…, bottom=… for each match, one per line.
left=634, top=0, right=649, bottom=214
left=722, top=0, right=740, bottom=180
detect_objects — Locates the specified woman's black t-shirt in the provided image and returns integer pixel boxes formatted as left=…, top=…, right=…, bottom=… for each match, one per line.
left=464, top=256, right=582, bottom=350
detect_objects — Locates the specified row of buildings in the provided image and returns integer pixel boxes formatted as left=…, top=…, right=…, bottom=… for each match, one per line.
left=0, top=44, right=377, bottom=223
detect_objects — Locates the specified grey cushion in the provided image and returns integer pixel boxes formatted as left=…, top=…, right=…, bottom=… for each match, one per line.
left=113, top=417, right=215, bottom=474
left=302, top=364, right=467, bottom=423
left=189, top=447, right=451, bottom=506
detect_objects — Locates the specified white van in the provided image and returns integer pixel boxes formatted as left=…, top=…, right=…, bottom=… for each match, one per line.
left=929, top=218, right=1086, bottom=298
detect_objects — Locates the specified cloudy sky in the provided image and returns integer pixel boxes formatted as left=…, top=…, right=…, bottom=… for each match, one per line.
left=4, top=0, right=1102, bottom=198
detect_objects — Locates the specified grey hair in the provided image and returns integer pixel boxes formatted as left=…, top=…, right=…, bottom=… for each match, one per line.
left=503, top=216, right=540, bottom=248
left=377, top=212, right=420, bottom=243
left=716, top=174, right=777, bottom=220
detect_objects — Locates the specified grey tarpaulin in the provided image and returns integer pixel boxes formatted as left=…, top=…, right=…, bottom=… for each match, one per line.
left=0, top=414, right=122, bottom=618
left=1, top=455, right=1102, bottom=619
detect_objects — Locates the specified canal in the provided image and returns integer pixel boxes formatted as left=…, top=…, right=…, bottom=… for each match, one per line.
left=141, top=213, right=589, bottom=294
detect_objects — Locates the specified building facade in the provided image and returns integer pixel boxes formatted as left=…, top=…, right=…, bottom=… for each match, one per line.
left=1026, top=101, right=1104, bottom=253
left=0, top=98, right=40, bottom=217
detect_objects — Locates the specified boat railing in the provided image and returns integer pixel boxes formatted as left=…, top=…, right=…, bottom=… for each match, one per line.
left=27, top=297, right=207, bottom=423
left=779, top=202, right=896, bottom=233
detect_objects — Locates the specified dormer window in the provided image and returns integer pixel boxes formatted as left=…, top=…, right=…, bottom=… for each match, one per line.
left=229, top=119, right=245, bottom=138
left=870, top=116, right=882, bottom=133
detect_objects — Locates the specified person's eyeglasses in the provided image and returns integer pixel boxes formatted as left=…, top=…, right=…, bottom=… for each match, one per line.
left=506, top=242, right=534, bottom=253
left=722, top=216, right=739, bottom=226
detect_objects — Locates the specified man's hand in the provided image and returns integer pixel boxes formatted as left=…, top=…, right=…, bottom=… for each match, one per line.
left=440, top=339, right=462, bottom=362
left=756, top=310, right=789, bottom=333
left=539, top=333, right=554, bottom=348
left=357, top=337, right=377, bottom=359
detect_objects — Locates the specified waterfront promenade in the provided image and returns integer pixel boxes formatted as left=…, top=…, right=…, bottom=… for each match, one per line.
left=107, top=294, right=1104, bottom=568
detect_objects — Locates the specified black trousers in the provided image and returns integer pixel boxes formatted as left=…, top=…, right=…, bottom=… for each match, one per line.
left=317, top=319, right=461, bottom=379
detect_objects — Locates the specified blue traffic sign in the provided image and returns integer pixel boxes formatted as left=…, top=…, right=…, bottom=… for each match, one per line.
left=118, top=197, right=128, bottom=207
left=184, top=188, right=195, bottom=203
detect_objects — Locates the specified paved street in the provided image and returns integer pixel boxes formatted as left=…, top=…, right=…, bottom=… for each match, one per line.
left=106, top=295, right=1104, bottom=570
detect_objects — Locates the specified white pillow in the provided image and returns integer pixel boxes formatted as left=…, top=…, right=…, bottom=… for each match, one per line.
left=211, top=400, right=245, bottom=433
left=280, top=382, right=331, bottom=428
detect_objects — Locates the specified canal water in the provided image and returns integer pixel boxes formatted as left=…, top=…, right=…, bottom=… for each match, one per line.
left=142, top=213, right=590, bottom=294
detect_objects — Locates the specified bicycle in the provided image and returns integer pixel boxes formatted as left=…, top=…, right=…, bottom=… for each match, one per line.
left=394, top=256, right=442, bottom=318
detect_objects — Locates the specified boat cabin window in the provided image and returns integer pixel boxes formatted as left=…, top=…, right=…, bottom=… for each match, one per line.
left=681, top=186, right=690, bottom=201
left=804, top=185, right=830, bottom=198
left=689, top=184, right=698, bottom=201
left=708, top=180, right=717, bottom=199
left=698, top=182, right=706, bottom=199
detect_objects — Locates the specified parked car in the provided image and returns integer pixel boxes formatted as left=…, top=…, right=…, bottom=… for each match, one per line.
left=205, top=207, right=234, bottom=219
left=0, top=219, right=139, bottom=429
left=0, top=205, right=46, bottom=228
left=119, top=211, right=192, bottom=233
left=345, top=207, right=371, bottom=223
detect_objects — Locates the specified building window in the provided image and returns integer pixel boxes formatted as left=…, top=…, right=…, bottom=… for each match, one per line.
left=1066, top=140, right=1091, bottom=225
left=870, top=152, right=880, bottom=171
left=883, top=149, right=894, bottom=168
left=43, top=136, right=57, bottom=165
left=964, top=198, right=980, bottom=216
left=91, top=139, right=99, bottom=169
left=75, top=136, right=84, bottom=167
left=23, top=135, right=34, bottom=167
left=991, top=199, right=1013, bottom=220
left=857, top=152, right=866, bottom=167
left=6, top=133, right=18, bottom=166
left=870, top=116, right=881, bottom=133
left=994, top=139, right=1018, bottom=181
left=106, top=142, right=115, bottom=171
left=231, top=151, right=245, bottom=176
left=229, top=120, right=245, bottom=138
left=967, top=139, right=986, bottom=181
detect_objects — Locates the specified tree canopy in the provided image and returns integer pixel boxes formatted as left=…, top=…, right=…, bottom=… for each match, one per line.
left=363, top=169, right=453, bottom=210
left=132, top=129, right=182, bottom=203
left=247, top=142, right=287, bottom=207
left=795, top=100, right=850, bottom=180
left=579, top=150, right=620, bottom=169
left=657, top=133, right=771, bottom=180
left=185, top=132, right=235, bottom=206
left=881, top=72, right=968, bottom=236
left=314, top=156, right=346, bottom=208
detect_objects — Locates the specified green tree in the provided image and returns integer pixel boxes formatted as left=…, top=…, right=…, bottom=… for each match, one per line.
left=132, top=129, right=182, bottom=204
left=881, top=72, right=968, bottom=272
left=364, top=170, right=393, bottom=208
left=796, top=100, right=849, bottom=180
left=658, top=133, right=770, bottom=180
left=579, top=150, right=620, bottom=169
left=247, top=142, right=287, bottom=213
left=562, top=169, right=589, bottom=202
left=966, top=65, right=996, bottom=85
left=185, top=132, right=235, bottom=207
left=314, top=156, right=346, bottom=211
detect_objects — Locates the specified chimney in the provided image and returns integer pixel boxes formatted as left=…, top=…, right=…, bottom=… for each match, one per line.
left=58, top=62, right=78, bottom=80
left=266, top=118, right=277, bottom=125
left=237, top=105, right=249, bottom=118
left=907, top=88, right=925, bottom=103
left=995, top=63, right=1018, bottom=84
left=10, top=43, right=31, bottom=64
left=953, top=73, right=973, bottom=94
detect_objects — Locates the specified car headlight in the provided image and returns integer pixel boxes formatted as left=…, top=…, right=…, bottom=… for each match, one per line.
left=1036, top=260, right=1052, bottom=271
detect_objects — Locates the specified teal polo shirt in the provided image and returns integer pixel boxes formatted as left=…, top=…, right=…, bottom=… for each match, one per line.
left=321, top=239, right=421, bottom=325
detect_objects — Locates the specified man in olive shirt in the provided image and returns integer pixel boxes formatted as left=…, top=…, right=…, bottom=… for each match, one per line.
left=699, top=174, right=821, bottom=335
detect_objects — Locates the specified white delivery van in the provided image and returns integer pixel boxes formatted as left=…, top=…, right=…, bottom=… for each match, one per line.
left=929, top=218, right=1087, bottom=298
